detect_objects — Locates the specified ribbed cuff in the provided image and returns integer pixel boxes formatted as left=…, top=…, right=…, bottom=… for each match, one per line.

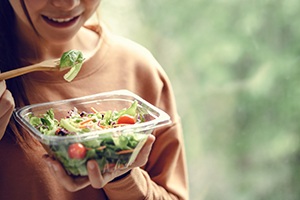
left=103, top=168, right=149, bottom=200
left=110, top=170, right=131, bottom=182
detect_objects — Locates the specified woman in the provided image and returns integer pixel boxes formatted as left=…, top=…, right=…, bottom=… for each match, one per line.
left=0, top=0, right=188, bottom=199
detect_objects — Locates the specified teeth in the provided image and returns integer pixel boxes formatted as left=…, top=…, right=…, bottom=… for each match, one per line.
left=48, top=17, right=74, bottom=23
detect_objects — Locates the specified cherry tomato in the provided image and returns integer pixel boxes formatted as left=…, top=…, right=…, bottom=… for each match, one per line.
left=117, top=114, right=136, bottom=124
left=68, top=143, right=86, bottom=159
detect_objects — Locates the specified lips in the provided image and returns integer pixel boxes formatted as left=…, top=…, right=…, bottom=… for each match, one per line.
left=42, top=15, right=80, bottom=28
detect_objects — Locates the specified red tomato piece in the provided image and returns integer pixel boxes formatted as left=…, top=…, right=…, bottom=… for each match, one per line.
left=117, top=114, right=136, bottom=124
left=68, top=143, right=87, bottom=159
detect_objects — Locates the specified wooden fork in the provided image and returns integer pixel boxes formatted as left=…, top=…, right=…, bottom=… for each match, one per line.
left=0, top=59, right=69, bottom=81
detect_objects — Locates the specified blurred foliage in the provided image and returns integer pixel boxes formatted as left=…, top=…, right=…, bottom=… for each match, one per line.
left=101, top=0, right=300, bottom=199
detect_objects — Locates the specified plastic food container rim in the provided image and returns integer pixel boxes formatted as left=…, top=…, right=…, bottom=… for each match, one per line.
left=13, top=90, right=172, bottom=142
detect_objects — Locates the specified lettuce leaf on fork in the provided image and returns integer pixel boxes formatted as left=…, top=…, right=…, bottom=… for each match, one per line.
left=59, top=50, right=85, bottom=82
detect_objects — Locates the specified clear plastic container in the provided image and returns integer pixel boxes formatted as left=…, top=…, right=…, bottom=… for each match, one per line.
left=14, top=90, right=171, bottom=176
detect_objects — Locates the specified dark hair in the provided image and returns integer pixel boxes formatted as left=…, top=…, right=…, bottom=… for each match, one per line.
left=0, top=0, right=30, bottom=103
left=0, top=0, right=32, bottom=145
left=0, top=1, right=20, bottom=71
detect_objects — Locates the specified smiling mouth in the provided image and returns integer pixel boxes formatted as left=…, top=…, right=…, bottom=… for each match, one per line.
left=42, top=15, right=80, bottom=27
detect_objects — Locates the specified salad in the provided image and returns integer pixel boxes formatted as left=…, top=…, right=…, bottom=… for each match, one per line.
left=59, top=49, right=85, bottom=82
left=29, top=101, right=150, bottom=176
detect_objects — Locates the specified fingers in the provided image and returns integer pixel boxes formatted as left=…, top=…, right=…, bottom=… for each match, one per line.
left=0, top=80, right=6, bottom=95
left=87, top=160, right=105, bottom=188
left=131, top=134, right=156, bottom=167
left=0, top=82, right=15, bottom=139
left=0, top=81, right=14, bottom=117
left=0, top=81, right=14, bottom=115
left=42, top=155, right=90, bottom=192
left=87, top=135, right=156, bottom=188
left=0, top=89, right=14, bottom=116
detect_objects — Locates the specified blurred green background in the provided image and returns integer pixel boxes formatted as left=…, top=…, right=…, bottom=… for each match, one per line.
left=100, top=1, right=300, bottom=199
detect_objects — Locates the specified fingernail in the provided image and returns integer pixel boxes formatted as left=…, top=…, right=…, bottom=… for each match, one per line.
left=88, top=162, right=95, bottom=170
left=52, top=164, right=58, bottom=172
left=46, top=161, right=52, bottom=168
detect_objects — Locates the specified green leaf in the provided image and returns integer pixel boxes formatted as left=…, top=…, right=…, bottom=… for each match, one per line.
left=59, top=50, right=85, bottom=82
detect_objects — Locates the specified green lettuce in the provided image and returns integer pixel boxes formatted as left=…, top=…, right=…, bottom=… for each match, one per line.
left=59, top=50, right=85, bottom=82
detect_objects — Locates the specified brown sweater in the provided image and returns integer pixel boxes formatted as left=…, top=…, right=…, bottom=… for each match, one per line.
left=0, top=25, right=189, bottom=200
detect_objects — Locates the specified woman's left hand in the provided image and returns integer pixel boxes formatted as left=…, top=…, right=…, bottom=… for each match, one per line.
left=43, top=134, right=155, bottom=192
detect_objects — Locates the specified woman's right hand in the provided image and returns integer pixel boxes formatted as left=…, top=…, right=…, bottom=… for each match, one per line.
left=0, top=80, right=15, bottom=140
